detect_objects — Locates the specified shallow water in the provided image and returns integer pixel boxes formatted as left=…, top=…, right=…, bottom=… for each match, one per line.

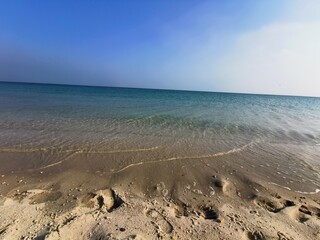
left=0, top=82, right=320, bottom=192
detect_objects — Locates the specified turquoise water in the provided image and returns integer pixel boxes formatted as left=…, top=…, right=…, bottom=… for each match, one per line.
left=1, top=82, right=320, bottom=145
left=0, top=82, right=320, bottom=192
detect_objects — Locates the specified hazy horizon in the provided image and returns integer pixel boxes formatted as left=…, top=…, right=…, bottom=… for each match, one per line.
left=2, top=80, right=320, bottom=99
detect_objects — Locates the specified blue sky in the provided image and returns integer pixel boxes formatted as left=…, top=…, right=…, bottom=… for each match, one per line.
left=0, top=0, right=319, bottom=96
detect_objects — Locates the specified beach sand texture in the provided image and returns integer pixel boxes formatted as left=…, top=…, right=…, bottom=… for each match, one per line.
left=0, top=146, right=319, bottom=240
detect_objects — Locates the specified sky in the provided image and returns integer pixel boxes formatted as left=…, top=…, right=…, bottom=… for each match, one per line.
left=0, top=0, right=320, bottom=96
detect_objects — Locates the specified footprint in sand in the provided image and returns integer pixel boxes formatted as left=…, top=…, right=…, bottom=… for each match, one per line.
left=212, top=177, right=235, bottom=197
left=199, top=205, right=221, bottom=222
left=286, top=204, right=320, bottom=223
left=254, top=196, right=294, bottom=213
left=242, top=230, right=266, bottom=240
left=154, top=182, right=169, bottom=197
left=212, top=176, right=259, bottom=199
left=299, top=204, right=320, bottom=219
left=213, top=178, right=228, bottom=193
left=145, top=209, right=173, bottom=234
left=81, top=188, right=123, bottom=212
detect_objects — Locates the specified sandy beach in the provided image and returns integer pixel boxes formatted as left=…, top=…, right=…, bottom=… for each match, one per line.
left=0, top=147, right=319, bottom=240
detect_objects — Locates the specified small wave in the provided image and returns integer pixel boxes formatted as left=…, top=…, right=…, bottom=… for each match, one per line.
left=295, top=189, right=320, bottom=195
left=19, top=147, right=160, bottom=170
left=268, top=182, right=320, bottom=195
left=268, top=182, right=291, bottom=191
left=38, top=161, right=63, bottom=169
left=112, top=141, right=255, bottom=173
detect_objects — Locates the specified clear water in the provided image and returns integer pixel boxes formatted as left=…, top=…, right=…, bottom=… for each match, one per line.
left=0, top=82, right=320, bottom=192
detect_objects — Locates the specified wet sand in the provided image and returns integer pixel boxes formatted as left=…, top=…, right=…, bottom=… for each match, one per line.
left=0, top=146, right=320, bottom=240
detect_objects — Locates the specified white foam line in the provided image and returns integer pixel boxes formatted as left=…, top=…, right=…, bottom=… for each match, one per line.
left=38, top=161, right=63, bottom=169
left=112, top=142, right=254, bottom=173
left=268, top=182, right=292, bottom=191
left=268, top=182, right=320, bottom=195
left=34, top=152, right=79, bottom=170
left=31, top=147, right=160, bottom=170
left=295, top=189, right=320, bottom=195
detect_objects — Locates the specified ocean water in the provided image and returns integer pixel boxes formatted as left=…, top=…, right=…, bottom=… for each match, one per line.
left=0, top=82, right=320, bottom=192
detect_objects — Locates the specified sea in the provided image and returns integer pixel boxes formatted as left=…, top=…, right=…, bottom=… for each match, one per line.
left=0, top=81, right=319, bottom=193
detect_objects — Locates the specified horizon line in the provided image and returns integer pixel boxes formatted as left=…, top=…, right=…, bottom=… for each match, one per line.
left=0, top=80, right=319, bottom=99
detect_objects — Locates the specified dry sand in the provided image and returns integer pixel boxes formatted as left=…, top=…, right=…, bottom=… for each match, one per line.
left=0, top=149, right=320, bottom=240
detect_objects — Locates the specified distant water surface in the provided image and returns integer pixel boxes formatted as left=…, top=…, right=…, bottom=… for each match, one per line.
left=0, top=82, right=319, bottom=192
